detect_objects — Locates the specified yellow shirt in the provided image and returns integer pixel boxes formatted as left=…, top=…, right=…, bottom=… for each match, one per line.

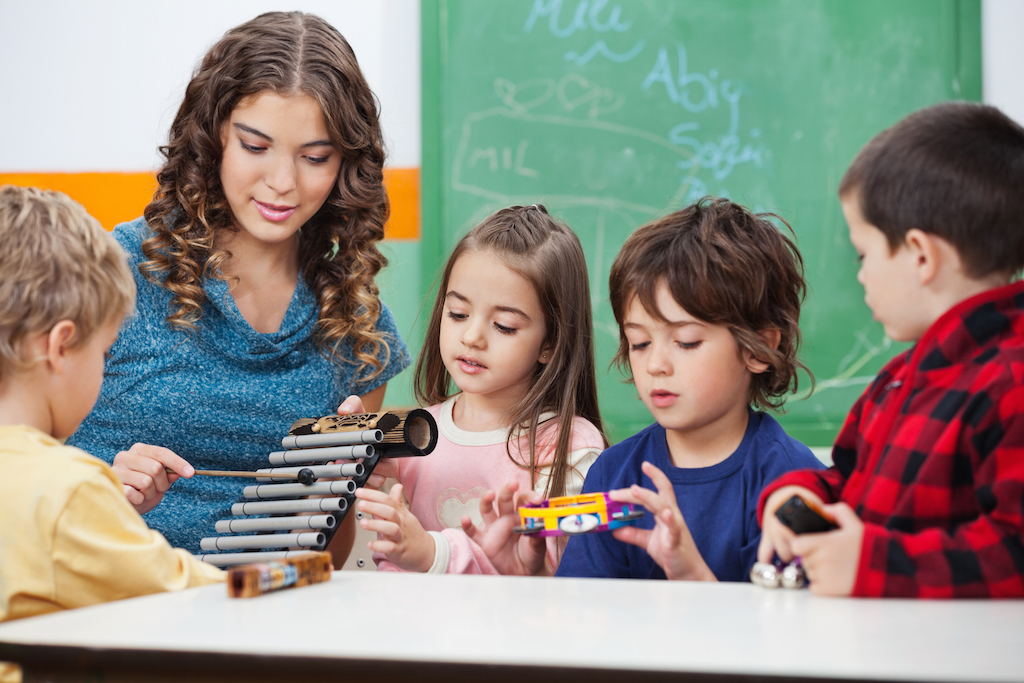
left=0, top=425, right=223, bottom=682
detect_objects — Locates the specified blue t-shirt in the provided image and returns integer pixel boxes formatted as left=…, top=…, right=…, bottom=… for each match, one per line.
left=68, top=217, right=411, bottom=552
left=556, top=410, right=824, bottom=581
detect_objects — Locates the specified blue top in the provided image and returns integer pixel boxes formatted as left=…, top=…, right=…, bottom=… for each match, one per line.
left=68, top=217, right=411, bottom=552
left=556, top=410, right=824, bottom=581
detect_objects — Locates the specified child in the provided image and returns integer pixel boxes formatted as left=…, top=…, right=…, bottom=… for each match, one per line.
left=351, top=204, right=608, bottom=574
left=556, top=197, right=824, bottom=581
left=66, top=12, right=410, bottom=559
left=0, top=186, right=223, bottom=683
left=757, top=102, right=1024, bottom=598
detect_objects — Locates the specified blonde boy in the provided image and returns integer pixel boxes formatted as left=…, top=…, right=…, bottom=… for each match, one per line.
left=758, top=102, right=1024, bottom=597
left=0, top=186, right=222, bottom=682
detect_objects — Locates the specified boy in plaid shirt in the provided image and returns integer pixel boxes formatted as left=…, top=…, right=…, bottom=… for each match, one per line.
left=757, top=102, right=1024, bottom=598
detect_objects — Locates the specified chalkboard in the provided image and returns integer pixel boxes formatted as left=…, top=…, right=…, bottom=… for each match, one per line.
left=421, top=0, right=981, bottom=445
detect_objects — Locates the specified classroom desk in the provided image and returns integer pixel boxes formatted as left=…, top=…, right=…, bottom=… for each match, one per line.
left=1, top=572, right=1022, bottom=683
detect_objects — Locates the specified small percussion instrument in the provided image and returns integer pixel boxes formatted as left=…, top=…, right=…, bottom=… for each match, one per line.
left=195, top=408, right=437, bottom=567
left=227, top=551, right=333, bottom=598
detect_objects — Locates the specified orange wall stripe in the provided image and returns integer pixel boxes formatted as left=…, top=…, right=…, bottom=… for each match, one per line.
left=381, top=167, right=419, bottom=240
left=0, top=168, right=420, bottom=240
left=0, top=172, right=157, bottom=232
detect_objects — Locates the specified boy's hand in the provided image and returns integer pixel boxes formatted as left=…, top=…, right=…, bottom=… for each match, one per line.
left=757, top=485, right=826, bottom=564
left=789, top=503, right=863, bottom=596
left=354, top=484, right=435, bottom=572
left=112, top=443, right=194, bottom=514
left=460, top=482, right=550, bottom=576
left=608, top=461, right=716, bottom=582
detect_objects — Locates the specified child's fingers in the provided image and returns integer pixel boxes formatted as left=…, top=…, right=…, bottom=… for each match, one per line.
left=659, top=508, right=684, bottom=545
left=756, top=528, right=777, bottom=564
left=494, top=482, right=521, bottom=517
left=362, top=472, right=388, bottom=490
left=389, top=483, right=406, bottom=506
left=477, top=490, right=498, bottom=528
left=640, top=461, right=680, bottom=506
left=611, top=524, right=651, bottom=549
left=460, top=515, right=481, bottom=542
left=354, top=487, right=391, bottom=504
left=367, top=538, right=398, bottom=554
left=359, top=517, right=400, bottom=540
left=607, top=486, right=644, bottom=506
left=822, top=502, right=859, bottom=528
left=621, top=483, right=672, bottom=517
left=356, top=498, right=399, bottom=521
left=336, top=395, right=365, bottom=415
left=370, top=459, right=399, bottom=480
left=789, top=532, right=820, bottom=558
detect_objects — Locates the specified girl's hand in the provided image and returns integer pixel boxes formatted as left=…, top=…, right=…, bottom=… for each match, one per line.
left=336, top=395, right=365, bottom=415
left=354, top=484, right=435, bottom=572
left=460, top=482, right=550, bottom=576
left=608, top=461, right=716, bottom=581
left=756, top=485, right=827, bottom=565
left=789, top=503, right=863, bottom=596
left=112, top=443, right=194, bottom=514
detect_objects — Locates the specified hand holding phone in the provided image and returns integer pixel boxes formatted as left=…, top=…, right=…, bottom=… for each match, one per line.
left=775, top=494, right=837, bottom=534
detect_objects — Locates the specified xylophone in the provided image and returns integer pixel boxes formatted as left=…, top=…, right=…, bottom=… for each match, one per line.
left=195, top=409, right=438, bottom=567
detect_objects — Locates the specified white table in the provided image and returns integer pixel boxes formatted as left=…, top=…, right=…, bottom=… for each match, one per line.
left=1, top=572, right=1022, bottom=682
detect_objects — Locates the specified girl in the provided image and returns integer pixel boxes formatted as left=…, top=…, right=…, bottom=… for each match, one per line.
left=67, top=12, right=411, bottom=558
left=352, top=205, right=608, bottom=574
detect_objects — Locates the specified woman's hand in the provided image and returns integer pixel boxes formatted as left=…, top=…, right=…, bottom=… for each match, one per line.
left=354, top=484, right=435, bottom=572
left=111, top=443, right=194, bottom=514
left=609, top=461, right=716, bottom=581
left=461, top=482, right=550, bottom=576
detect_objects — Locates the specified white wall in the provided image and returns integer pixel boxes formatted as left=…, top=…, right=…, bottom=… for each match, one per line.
left=0, top=1, right=1018, bottom=175
left=983, top=0, right=1024, bottom=126
left=0, top=0, right=421, bottom=172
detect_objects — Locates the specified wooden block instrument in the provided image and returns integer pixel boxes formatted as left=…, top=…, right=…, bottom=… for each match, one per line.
left=227, top=551, right=333, bottom=598
left=195, top=409, right=437, bottom=567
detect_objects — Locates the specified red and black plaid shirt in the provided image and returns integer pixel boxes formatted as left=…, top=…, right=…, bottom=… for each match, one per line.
left=760, top=281, right=1024, bottom=598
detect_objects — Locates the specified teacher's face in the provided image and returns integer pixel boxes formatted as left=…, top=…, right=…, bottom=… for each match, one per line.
left=219, top=91, right=341, bottom=247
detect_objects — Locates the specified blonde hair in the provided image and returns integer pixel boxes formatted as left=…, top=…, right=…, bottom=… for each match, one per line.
left=0, top=185, right=136, bottom=380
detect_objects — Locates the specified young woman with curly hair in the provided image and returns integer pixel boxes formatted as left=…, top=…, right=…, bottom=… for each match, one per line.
left=67, top=11, right=411, bottom=560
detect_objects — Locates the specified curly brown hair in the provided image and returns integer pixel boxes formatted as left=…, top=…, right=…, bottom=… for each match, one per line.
left=140, top=11, right=391, bottom=379
left=609, top=197, right=811, bottom=412
left=415, top=205, right=608, bottom=500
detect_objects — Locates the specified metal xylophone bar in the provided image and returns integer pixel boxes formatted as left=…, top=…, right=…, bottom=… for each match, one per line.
left=195, top=409, right=438, bottom=567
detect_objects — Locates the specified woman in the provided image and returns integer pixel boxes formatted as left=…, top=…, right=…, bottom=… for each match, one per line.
left=68, top=12, right=410, bottom=558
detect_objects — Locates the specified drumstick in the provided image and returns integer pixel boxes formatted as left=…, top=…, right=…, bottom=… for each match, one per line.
left=165, top=466, right=317, bottom=485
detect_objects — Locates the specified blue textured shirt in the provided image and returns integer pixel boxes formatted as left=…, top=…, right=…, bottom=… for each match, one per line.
left=556, top=410, right=824, bottom=581
left=68, top=217, right=411, bottom=552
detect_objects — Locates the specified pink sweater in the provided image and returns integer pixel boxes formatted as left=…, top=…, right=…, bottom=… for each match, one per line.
left=374, top=397, right=604, bottom=574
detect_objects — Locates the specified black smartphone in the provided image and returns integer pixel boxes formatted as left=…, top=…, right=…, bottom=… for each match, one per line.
left=775, top=494, right=837, bottom=534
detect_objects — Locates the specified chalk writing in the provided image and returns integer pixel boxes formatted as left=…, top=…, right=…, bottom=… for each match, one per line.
left=524, top=0, right=644, bottom=65
left=641, top=42, right=766, bottom=184
left=524, top=0, right=631, bottom=36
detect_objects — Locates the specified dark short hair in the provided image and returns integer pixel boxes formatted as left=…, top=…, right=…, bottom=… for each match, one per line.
left=839, top=102, right=1024, bottom=278
left=609, top=197, right=810, bottom=412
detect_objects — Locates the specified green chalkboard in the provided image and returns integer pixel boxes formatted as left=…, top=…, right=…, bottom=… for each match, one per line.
left=421, top=0, right=981, bottom=445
